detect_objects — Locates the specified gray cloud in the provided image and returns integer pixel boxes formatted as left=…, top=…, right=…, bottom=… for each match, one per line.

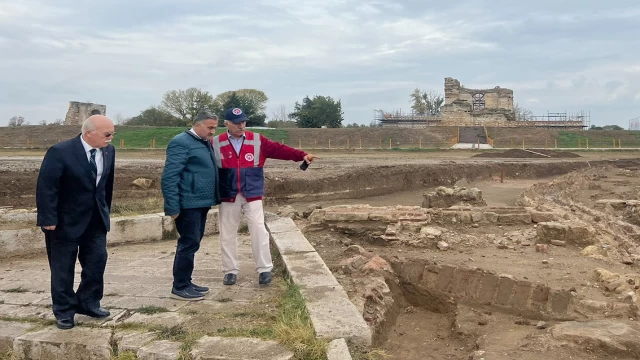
left=1, top=0, right=639, bottom=127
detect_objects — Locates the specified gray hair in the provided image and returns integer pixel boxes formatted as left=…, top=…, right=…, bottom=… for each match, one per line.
left=81, top=118, right=97, bottom=133
left=194, top=111, right=218, bottom=124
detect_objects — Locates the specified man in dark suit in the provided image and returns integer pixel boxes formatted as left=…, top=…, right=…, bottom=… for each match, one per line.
left=36, top=115, right=116, bottom=330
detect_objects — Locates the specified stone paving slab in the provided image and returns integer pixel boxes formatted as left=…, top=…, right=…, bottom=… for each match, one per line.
left=327, top=338, right=352, bottom=360
left=137, top=340, right=182, bottom=360
left=0, top=320, right=33, bottom=353
left=281, top=252, right=340, bottom=288
left=13, top=327, right=112, bottom=360
left=190, top=335, right=294, bottom=360
left=113, top=330, right=159, bottom=353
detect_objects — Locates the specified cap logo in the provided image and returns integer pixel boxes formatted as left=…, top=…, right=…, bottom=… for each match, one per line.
left=232, top=108, right=242, bottom=115
left=245, top=153, right=254, bottom=162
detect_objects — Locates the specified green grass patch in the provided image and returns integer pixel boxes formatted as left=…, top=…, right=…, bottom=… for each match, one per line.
left=136, top=306, right=170, bottom=315
left=112, top=126, right=290, bottom=149
left=111, top=351, right=138, bottom=360
left=0, top=350, right=15, bottom=360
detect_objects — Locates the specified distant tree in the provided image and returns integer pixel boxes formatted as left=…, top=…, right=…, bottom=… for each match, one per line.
left=113, top=113, right=128, bottom=125
left=38, top=120, right=47, bottom=126
left=514, top=103, right=534, bottom=121
left=8, top=116, right=27, bottom=126
left=161, top=88, right=214, bottom=125
left=289, top=95, right=344, bottom=128
left=410, top=89, right=444, bottom=115
left=266, top=105, right=297, bottom=128
left=211, top=89, right=268, bottom=127
left=124, top=107, right=182, bottom=126
left=590, top=124, right=624, bottom=130
left=50, top=118, right=63, bottom=125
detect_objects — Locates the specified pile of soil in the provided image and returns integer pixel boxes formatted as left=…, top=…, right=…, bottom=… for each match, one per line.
left=473, top=149, right=581, bottom=158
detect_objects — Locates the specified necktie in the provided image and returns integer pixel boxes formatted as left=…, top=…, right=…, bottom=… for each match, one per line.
left=89, top=149, right=97, bottom=179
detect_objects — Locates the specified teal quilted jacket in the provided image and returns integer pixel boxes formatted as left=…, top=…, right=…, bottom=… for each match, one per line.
left=161, top=131, right=220, bottom=215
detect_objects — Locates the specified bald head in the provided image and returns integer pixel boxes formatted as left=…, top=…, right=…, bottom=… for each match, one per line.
left=82, top=115, right=115, bottom=148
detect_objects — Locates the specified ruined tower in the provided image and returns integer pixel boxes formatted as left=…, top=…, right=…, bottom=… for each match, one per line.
left=64, top=102, right=107, bottom=125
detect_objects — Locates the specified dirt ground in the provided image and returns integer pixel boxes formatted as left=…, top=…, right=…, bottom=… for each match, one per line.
left=4, top=148, right=640, bottom=359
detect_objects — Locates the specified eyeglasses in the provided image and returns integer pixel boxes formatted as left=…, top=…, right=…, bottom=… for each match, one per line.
left=104, top=132, right=115, bottom=138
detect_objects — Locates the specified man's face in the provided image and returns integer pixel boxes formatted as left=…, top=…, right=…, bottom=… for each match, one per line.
left=226, top=120, right=246, bottom=138
left=194, top=119, right=218, bottom=139
left=85, top=121, right=115, bottom=148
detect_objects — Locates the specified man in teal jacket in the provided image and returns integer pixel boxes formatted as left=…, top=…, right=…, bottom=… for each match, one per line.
left=162, top=111, right=220, bottom=301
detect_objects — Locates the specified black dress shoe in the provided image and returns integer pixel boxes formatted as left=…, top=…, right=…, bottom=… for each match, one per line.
left=56, top=318, right=74, bottom=330
left=259, top=272, right=272, bottom=285
left=77, top=307, right=110, bottom=318
left=223, top=273, right=237, bottom=285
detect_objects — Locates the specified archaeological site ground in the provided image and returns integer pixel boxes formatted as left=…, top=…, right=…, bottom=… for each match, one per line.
left=3, top=141, right=640, bottom=359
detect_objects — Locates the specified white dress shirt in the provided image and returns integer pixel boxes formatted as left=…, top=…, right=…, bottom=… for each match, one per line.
left=80, top=135, right=103, bottom=185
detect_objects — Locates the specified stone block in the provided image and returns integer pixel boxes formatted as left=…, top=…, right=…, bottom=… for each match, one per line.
left=282, top=252, right=340, bottom=288
left=421, top=264, right=440, bottom=289
left=137, top=340, right=182, bottom=360
left=266, top=217, right=297, bottom=234
left=495, top=275, right=515, bottom=306
left=436, top=265, right=456, bottom=293
left=471, top=212, right=485, bottom=223
left=398, top=260, right=426, bottom=284
left=510, top=280, right=532, bottom=309
left=204, top=209, right=220, bottom=236
left=327, top=338, right=352, bottom=360
left=457, top=211, right=473, bottom=224
left=566, top=224, right=596, bottom=246
left=0, top=227, right=44, bottom=258
left=324, top=212, right=370, bottom=222
left=190, top=335, right=294, bottom=359
left=536, top=222, right=568, bottom=243
left=530, top=284, right=551, bottom=311
left=0, top=320, right=33, bottom=353
left=109, top=214, right=163, bottom=245
left=529, top=210, right=559, bottom=223
left=270, top=229, right=316, bottom=254
left=13, top=327, right=112, bottom=360
left=307, top=209, right=326, bottom=224
left=453, top=267, right=481, bottom=300
left=300, top=286, right=372, bottom=350
left=498, top=213, right=532, bottom=225
left=550, top=289, right=572, bottom=314
left=159, top=214, right=177, bottom=240
left=113, top=331, right=158, bottom=353
left=484, top=212, right=498, bottom=223
left=477, top=273, right=499, bottom=304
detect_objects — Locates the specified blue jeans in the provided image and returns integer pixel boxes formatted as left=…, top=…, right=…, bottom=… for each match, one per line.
left=173, top=207, right=209, bottom=290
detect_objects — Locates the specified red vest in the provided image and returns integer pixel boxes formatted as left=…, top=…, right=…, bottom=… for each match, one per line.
left=212, top=131, right=265, bottom=201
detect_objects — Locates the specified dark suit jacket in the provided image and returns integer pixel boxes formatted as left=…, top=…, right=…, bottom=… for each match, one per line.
left=36, top=135, right=116, bottom=239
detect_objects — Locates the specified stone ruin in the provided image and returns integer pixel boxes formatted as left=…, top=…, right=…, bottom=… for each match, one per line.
left=441, top=77, right=515, bottom=123
left=422, top=186, right=487, bottom=208
left=64, top=101, right=107, bottom=125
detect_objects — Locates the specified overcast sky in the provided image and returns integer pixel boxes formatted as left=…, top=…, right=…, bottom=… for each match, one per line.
left=1, top=0, right=639, bottom=127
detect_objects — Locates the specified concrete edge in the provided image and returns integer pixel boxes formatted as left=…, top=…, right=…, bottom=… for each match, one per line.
left=265, top=213, right=372, bottom=352
left=327, top=338, right=353, bottom=360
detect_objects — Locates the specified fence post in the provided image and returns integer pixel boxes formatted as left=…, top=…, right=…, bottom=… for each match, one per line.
left=120, top=139, right=124, bottom=149
left=347, top=138, right=350, bottom=149
left=359, top=138, right=362, bottom=149
left=419, top=137, right=422, bottom=149
left=586, top=138, right=589, bottom=149
left=314, top=139, right=317, bottom=147
left=379, top=138, right=382, bottom=148
left=578, top=139, right=581, bottom=148
left=329, top=139, right=331, bottom=148
left=1, top=138, right=4, bottom=147
left=619, top=139, right=622, bottom=148
left=511, top=139, right=514, bottom=148
left=555, top=139, right=557, bottom=148
left=281, top=138, right=284, bottom=144
left=299, top=139, right=301, bottom=149
left=545, top=139, right=548, bottom=149
left=613, top=139, right=616, bottom=148
left=522, top=139, right=524, bottom=149
left=389, top=138, right=392, bottom=149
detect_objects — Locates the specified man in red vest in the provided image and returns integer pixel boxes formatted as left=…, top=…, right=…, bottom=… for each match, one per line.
left=212, top=107, right=316, bottom=286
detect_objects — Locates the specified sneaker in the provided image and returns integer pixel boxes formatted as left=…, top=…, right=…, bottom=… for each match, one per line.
left=223, top=273, right=237, bottom=285
left=171, top=287, right=205, bottom=301
left=259, top=272, right=272, bottom=285
left=190, top=283, right=209, bottom=294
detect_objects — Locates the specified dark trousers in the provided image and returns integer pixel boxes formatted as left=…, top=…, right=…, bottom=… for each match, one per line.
left=173, top=207, right=209, bottom=290
left=44, top=210, right=107, bottom=320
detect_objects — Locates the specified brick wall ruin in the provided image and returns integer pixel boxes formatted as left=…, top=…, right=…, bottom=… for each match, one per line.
left=64, top=101, right=107, bottom=125
left=441, top=77, right=515, bottom=123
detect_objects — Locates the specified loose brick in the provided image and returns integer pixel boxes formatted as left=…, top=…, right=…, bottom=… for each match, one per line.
left=477, top=273, right=499, bottom=304
left=436, top=265, right=456, bottom=293
left=495, top=276, right=515, bottom=306
left=453, top=267, right=473, bottom=297
left=510, top=280, right=532, bottom=309
left=550, top=289, right=571, bottom=314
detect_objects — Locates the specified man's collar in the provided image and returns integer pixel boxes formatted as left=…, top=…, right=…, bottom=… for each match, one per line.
left=227, top=131, right=245, bottom=140
left=188, top=128, right=201, bottom=139
left=80, top=134, right=95, bottom=152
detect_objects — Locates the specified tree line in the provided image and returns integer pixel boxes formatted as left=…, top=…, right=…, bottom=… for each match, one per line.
left=124, top=88, right=345, bottom=128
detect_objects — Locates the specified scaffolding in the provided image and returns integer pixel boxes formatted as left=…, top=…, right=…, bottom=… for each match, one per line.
left=527, top=110, right=590, bottom=128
